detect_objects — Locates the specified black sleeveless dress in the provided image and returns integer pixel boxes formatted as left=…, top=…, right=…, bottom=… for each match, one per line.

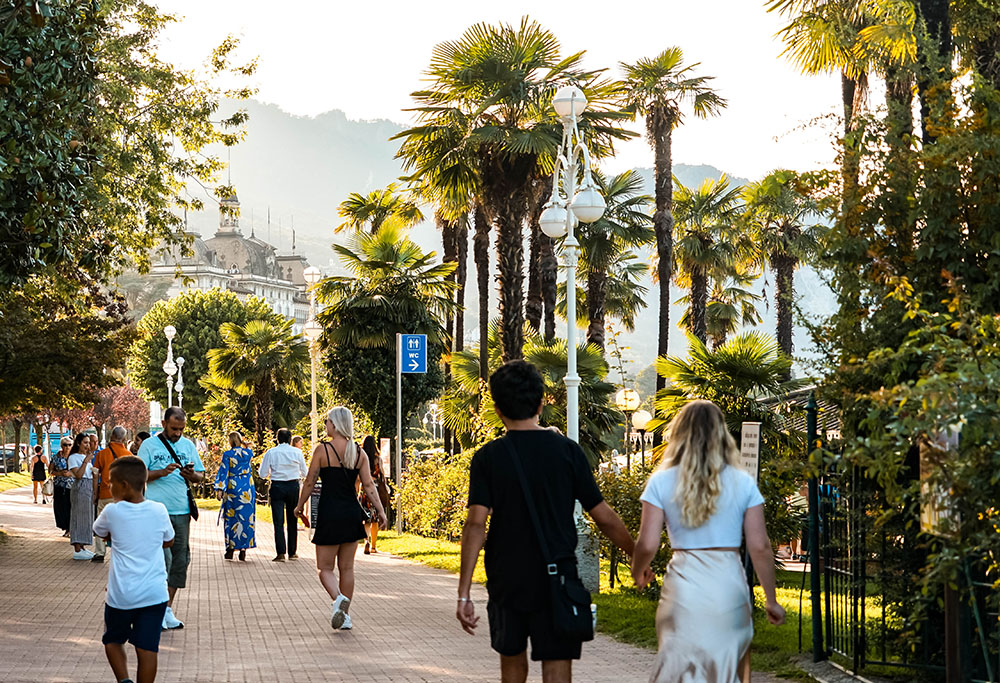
left=32, top=456, right=47, bottom=482
left=311, top=442, right=367, bottom=546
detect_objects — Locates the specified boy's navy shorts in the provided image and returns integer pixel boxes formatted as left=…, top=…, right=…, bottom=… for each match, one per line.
left=102, top=602, right=168, bottom=652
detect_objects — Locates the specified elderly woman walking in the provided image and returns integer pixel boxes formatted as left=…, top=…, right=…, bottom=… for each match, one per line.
left=50, top=436, right=75, bottom=536
left=294, top=407, right=387, bottom=631
left=68, top=433, right=97, bottom=560
left=214, top=431, right=256, bottom=562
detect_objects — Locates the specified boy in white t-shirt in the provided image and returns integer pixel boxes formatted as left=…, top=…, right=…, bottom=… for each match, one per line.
left=93, top=456, right=175, bottom=683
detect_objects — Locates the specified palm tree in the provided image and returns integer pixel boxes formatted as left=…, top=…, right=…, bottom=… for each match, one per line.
left=742, top=170, right=823, bottom=359
left=336, top=183, right=424, bottom=233
left=403, top=18, right=631, bottom=362
left=558, top=250, right=650, bottom=338
left=678, top=276, right=763, bottom=350
left=206, top=318, right=309, bottom=445
left=617, top=48, right=727, bottom=402
left=672, top=175, right=750, bottom=344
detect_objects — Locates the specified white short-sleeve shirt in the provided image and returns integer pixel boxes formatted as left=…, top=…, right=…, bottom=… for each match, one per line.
left=93, top=500, right=175, bottom=610
left=640, top=465, right=764, bottom=549
left=67, top=453, right=93, bottom=479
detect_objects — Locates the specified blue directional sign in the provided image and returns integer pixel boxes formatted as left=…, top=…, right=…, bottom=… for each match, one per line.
left=401, top=334, right=427, bottom=374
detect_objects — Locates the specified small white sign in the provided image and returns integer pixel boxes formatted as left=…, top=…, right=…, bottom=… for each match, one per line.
left=739, top=422, right=762, bottom=481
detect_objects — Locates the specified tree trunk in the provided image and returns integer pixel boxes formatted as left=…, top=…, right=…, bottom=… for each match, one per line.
left=440, top=212, right=458, bottom=348
left=540, top=233, right=558, bottom=344
left=649, top=111, right=675, bottom=425
left=585, top=267, right=607, bottom=350
left=454, top=215, right=468, bottom=352
left=690, top=268, right=708, bottom=344
left=11, top=418, right=23, bottom=474
left=915, top=0, right=953, bottom=145
left=496, top=207, right=526, bottom=363
left=473, top=206, right=491, bottom=381
left=773, top=252, right=796, bottom=362
left=525, top=178, right=547, bottom=334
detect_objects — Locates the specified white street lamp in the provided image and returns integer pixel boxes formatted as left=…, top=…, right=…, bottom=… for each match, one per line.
left=544, top=84, right=606, bottom=445
left=163, top=325, right=177, bottom=407
left=615, top=388, right=641, bottom=471
left=632, top=409, right=652, bottom=468
left=175, top=357, right=185, bottom=410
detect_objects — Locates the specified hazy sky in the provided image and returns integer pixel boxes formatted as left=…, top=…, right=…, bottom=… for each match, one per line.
left=155, top=0, right=842, bottom=180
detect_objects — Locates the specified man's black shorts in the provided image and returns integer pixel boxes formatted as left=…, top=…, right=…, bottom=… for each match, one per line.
left=102, top=602, right=168, bottom=652
left=487, top=601, right=583, bottom=662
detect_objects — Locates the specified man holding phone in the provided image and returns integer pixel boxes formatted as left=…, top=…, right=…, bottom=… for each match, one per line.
left=137, top=407, right=204, bottom=631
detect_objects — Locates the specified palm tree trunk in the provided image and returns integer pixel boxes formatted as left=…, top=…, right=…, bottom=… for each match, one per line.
left=540, top=233, right=558, bottom=344
left=440, top=212, right=458, bottom=345
left=455, top=215, right=468, bottom=352
left=690, top=269, right=708, bottom=344
left=773, top=253, right=796, bottom=360
left=495, top=204, right=526, bottom=363
left=473, top=206, right=491, bottom=381
left=586, top=267, right=607, bottom=350
left=525, top=178, right=547, bottom=334
left=650, top=110, right=675, bottom=417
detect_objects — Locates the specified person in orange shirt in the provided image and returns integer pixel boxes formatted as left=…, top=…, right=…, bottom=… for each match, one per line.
left=92, top=426, right=132, bottom=563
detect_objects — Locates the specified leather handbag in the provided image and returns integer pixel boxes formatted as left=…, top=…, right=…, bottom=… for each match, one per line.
left=502, top=436, right=594, bottom=642
left=157, top=434, right=200, bottom=521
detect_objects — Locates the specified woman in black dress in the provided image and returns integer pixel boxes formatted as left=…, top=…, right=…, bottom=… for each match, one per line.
left=295, top=407, right=387, bottom=631
left=30, top=445, right=48, bottom=504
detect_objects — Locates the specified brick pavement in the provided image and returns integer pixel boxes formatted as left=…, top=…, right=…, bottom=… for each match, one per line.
left=0, top=484, right=791, bottom=682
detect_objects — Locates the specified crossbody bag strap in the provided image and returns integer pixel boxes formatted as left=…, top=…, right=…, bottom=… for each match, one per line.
left=501, top=435, right=557, bottom=576
left=158, top=433, right=185, bottom=468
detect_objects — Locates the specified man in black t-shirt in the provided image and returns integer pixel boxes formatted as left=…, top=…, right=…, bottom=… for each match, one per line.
left=457, top=360, right=639, bottom=683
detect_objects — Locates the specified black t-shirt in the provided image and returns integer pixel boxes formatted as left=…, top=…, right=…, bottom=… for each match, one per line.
left=467, top=430, right=604, bottom=609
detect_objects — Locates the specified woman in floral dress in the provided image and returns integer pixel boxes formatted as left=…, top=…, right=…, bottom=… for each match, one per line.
left=215, top=432, right=256, bottom=561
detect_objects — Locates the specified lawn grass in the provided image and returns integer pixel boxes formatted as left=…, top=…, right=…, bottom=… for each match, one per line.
left=0, top=472, right=31, bottom=493
left=376, top=530, right=487, bottom=585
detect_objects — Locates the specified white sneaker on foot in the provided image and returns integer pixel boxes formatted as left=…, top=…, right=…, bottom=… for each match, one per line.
left=162, top=606, right=184, bottom=630
left=330, top=594, right=350, bottom=630
left=72, top=549, right=94, bottom=561
left=340, top=614, right=352, bottom=630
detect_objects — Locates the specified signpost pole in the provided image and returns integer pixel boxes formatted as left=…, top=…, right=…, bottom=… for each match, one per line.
left=395, top=333, right=403, bottom=533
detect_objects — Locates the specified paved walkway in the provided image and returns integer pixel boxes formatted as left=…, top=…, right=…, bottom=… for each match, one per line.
left=0, top=484, right=790, bottom=682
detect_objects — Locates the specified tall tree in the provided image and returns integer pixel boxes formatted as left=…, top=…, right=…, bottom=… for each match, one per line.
left=671, top=175, right=748, bottom=345
left=742, top=170, right=822, bottom=359
left=206, top=319, right=309, bottom=445
left=617, top=48, right=727, bottom=403
left=336, top=183, right=424, bottom=234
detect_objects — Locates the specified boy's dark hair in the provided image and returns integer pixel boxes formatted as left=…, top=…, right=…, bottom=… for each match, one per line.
left=489, top=360, right=545, bottom=420
left=276, top=428, right=292, bottom=444
left=136, top=431, right=151, bottom=441
left=109, top=456, right=147, bottom=493
left=34, top=445, right=42, bottom=454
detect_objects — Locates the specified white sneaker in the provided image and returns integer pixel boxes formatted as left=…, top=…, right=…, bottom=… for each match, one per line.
left=340, top=614, right=352, bottom=630
left=330, top=594, right=350, bottom=630
left=72, top=549, right=94, bottom=561
left=162, top=606, right=184, bottom=630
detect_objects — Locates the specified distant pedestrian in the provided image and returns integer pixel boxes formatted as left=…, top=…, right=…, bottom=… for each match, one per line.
left=358, top=435, right=387, bottom=554
left=93, top=456, right=175, bottom=683
left=130, top=431, right=151, bottom=456
left=214, top=431, right=255, bottom=561
left=291, top=435, right=304, bottom=450
left=68, top=433, right=97, bottom=560
left=30, top=445, right=48, bottom=504
left=259, top=428, right=306, bottom=562
left=294, top=407, right=387, bottom=631
left=50, top=436, right=74, bottom=535
left=92, top=426, right=131, bottom=563
left=137, top=407, right=205, bottom=631
left=457, top=360, right=638, bottom=683
left=631, top=400, right=786, bottom=683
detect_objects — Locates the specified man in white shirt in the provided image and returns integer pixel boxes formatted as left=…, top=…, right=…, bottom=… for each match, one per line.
left=259, top=428, right=308, bottom=562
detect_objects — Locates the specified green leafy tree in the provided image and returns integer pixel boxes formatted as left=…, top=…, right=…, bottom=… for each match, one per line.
left=316, top=223, right=455, bottom=441
left=0, top=0, right=255, bottom=291
left=336, top=183, right=424, bottom=234
left=205, top=318, right=309, bottom=445
left=127, top=288, right=277, bottom=414
left=617, top=48, right=727, bottom=402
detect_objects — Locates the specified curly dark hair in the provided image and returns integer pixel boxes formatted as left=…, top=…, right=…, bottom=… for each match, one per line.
left=489, top=360, right=545, bottom=420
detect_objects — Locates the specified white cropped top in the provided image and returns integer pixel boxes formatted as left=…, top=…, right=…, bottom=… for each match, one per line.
left=640, top=465, right=764, bottom=549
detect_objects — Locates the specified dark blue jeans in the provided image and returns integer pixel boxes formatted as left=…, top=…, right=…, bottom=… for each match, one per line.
left=269, top=480, right=300, bottom=556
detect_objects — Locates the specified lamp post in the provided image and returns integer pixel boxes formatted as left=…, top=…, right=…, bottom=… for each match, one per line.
left=175, top=357, right=185, bottom=410
left=163, top=325, right=177, bottom=407
left=614, top=388, right=641, bottom=471
left=303, top=266, right=323, bottom=448
left=632, top=409, right=652, bottom=468
left=539, top=85, right=606, bottom=444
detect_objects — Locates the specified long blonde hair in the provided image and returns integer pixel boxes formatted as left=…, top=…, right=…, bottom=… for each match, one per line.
left=656, top=400, right=739, bottom=528
left=326, top=406, right=359, bottom=468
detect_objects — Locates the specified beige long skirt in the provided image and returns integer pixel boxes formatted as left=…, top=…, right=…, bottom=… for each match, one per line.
left=650, top=549, right=753, bottom=683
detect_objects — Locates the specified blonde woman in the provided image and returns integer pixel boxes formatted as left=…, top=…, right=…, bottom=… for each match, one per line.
left=631, top=400, right=785, bottom=683
left=294, top=407, right=388, bottom=631
left=214, top=431, right=255, bottom=561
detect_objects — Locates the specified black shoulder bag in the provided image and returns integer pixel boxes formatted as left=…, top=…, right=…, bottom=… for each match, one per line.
left=158, top=434, right=200, bottom=521
left=501, top=436, right=593, bottom=642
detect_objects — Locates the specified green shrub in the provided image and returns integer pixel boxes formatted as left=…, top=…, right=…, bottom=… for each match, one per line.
left=398, top=449, right=473, bottom=540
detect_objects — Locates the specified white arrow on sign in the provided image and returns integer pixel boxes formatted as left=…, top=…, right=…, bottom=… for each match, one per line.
left=409, top=359, right=420, bottom=371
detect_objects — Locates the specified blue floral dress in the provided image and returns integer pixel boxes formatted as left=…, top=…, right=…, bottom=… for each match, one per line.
left=214, top=447, right=256, bottom=550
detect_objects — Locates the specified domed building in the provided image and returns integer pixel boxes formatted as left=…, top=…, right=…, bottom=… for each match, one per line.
left=146, top=189, right=313, bottom=329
